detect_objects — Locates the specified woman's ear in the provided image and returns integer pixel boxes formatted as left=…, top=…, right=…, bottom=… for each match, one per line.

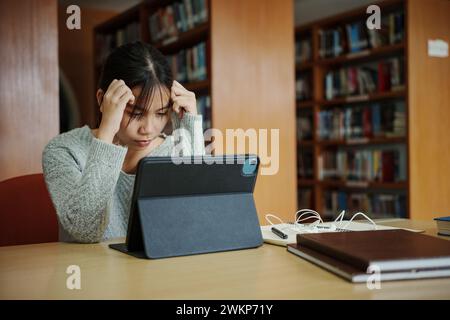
left=96, top=89, right=104, bottom=112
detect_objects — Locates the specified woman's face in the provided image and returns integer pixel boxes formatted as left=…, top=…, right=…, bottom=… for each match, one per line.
left=116, top=85, right=171, bottom=151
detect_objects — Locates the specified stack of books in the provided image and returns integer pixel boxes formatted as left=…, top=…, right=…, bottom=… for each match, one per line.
left=288, top=229, right=450, bottom=282
left=435, top=217, right=450, bottom=237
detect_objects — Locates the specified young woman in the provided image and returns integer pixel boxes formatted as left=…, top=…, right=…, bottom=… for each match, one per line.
left=43, top=42, right=205, bottom=243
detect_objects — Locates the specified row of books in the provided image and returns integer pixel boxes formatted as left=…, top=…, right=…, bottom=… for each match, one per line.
left=317, top=101, right=406, bottom=140
left=295, top=38, right=312, bottom=64
left=197, top=95, right=211, bottom=131
left=298, top=149, right=314, bottom=179
left=95, top=22, right=141, bottom=66
left=148, top=0, right=208, bottom=45
left=296, top=75, right=312, bottom=101
left=318, top=147, right=407, bottom=182
left=319, top=11, right=405, bottom=58
left=322, top=190, right=407, bottom=219
left=324, top=57, right=404, bottom=100
left=167, top=42, right=207, bottom=83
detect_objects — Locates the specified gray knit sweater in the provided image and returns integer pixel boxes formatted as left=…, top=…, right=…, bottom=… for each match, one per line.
left=42, top=112, right=205, bottom=243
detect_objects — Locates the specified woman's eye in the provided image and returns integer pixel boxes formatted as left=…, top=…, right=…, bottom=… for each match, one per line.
left=157, top=112, right=168, bottom=117
left=128, top=111, right=143, bottom=117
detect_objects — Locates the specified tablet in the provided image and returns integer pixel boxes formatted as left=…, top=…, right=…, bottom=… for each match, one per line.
left=109, top=154, right=263, bottom=259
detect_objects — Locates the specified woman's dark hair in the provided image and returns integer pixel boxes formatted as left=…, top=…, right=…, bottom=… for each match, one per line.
left=97, top=41, right=173, bottom=124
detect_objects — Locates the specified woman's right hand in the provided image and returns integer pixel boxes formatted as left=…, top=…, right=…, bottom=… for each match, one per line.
left=97, top=79, right=135, bottom=144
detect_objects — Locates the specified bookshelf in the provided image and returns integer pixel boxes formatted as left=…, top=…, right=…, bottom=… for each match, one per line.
left=93, top=0, right=212, bottom=131
left=295, top=0, right=409, bottom=220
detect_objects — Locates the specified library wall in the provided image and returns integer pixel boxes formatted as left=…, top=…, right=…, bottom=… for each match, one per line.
left=58, top=5, right=117, bottom=129
left=211, top=0, right=297, bottom=223
left=408, top=0, right=450, bottom=220
left=0, top=0, right=59, bottom=181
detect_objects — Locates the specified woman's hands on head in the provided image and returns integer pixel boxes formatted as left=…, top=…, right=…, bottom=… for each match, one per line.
left=96, top=79, right=197, bottom=144
left=97, top=79, right=135, bottom=144
left=171, top=80, right=197, bottom=119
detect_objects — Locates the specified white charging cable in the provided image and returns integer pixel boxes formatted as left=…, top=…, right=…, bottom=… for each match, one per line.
left=265, top=209, right=378, bottom=233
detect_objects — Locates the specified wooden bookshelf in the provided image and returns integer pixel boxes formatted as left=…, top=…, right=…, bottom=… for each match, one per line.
left=154, top=22, right=209, bottom=54
left=296, top=0, right=450, bottom=221
left=318, top=42, right=405, bottom=67
left=318, top=136, right=406, bottom=147
left=93, top=0, right=212, bottom=129
left=297, top=100, right=314, bottom=109
left=319, top=89, right=406, bottom=107
left=295, top=0, right=409, bottom=219
left=319, top=180, right=408, bottom=190
left=296, top=61, right=314, bottom=71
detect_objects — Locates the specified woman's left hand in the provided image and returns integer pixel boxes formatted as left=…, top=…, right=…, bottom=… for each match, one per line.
left=171, top=80, right=197, bottom=119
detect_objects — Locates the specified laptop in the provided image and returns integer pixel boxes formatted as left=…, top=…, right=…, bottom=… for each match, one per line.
left=109, top=154, right=263, bottom=259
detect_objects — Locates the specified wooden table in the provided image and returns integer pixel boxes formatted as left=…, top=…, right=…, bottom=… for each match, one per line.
left=1, top=219, right=449, bottom=299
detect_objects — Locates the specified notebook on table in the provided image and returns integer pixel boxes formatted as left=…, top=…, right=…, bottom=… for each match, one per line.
left=261, top=221, right=422, bottom=247
left=287, top=229, right=450, bottom=282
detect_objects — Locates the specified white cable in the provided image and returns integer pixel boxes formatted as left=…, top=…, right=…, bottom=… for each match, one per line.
left=265, top=208, right=378, bottom=233
left=341, top=211, right=377, bottom=230
left=265, top=213, right=285, bottom=226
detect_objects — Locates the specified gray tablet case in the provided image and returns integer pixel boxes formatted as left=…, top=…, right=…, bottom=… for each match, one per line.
left=109, top=154, right=263, bottom=259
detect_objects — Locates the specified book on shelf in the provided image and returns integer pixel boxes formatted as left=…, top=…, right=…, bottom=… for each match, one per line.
left=324, top=56, right=405, bottom=100
left=196, top=95, right=211, bottom=131
left=95, top=22, right=141, bottom=67
left=167, top=42, right=207, bottom=83
left=318, top=10, right=405, bottom=58
left=323, top=190, right=407, bottom=220
left=298, top=149, right=314, bottom=179
left=148, top=0, right=209, bottom=45
left=318, top=146, right=407, bottom=183
left=296, top=74, right=312, bottom=101
left=318, top=101, right=406, bottom=140
left=319, top=27, right=346, bottom=58
left=346, top=21, right=369, bottom=53
left=297, top=113, right=313, bottom=141
left=295, top=38, right=312, bottom=64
